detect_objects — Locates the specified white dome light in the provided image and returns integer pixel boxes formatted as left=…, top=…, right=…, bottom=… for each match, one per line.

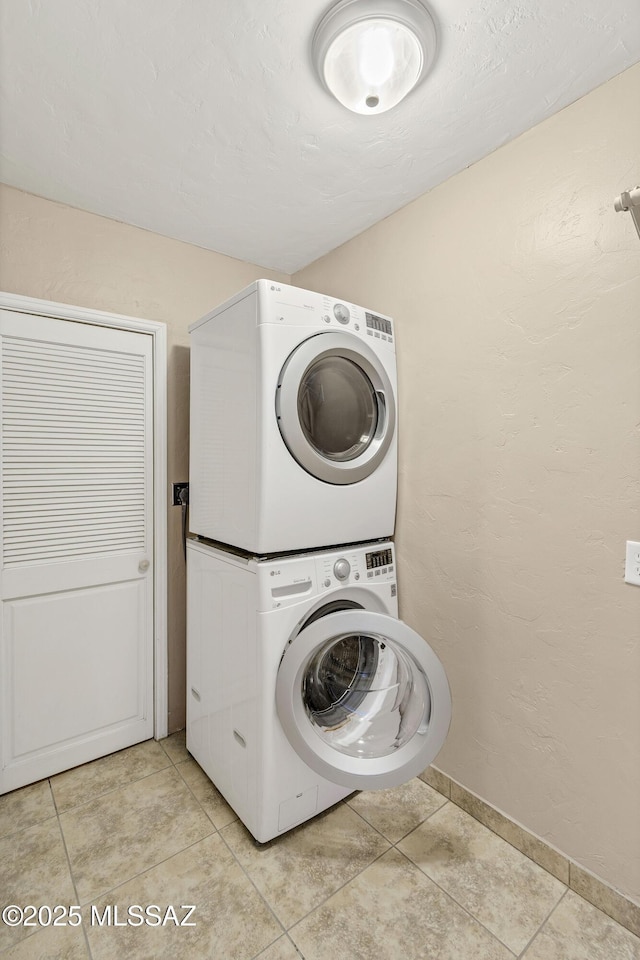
left=313, top=0, right=437, bottom=115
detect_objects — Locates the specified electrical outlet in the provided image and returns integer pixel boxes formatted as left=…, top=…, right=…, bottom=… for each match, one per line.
left=172, top=482, right=189, bottom=506
left=624, top=540, right=640, bottom=586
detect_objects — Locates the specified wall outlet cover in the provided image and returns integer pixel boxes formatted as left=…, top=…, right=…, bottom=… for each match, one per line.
left=624, top=540, right=640, bottom=586
left=172, top=482, right=189, bottom=506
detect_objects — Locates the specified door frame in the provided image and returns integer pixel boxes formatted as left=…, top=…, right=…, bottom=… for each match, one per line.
left=0, top=291, right=168, bottom=739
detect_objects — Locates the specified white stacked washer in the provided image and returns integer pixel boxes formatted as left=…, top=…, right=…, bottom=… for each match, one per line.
left=189, top=280, right=397, bottom=554
left=187, top=538, right=451, bottom=843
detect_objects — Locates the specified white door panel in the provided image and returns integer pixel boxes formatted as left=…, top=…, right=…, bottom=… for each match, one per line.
left=0, top=308, right=154, bottom=793
left=4, top=580, right=148, bottom=758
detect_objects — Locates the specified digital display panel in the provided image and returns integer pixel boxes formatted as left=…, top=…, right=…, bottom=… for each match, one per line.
left=365, top=312, right=393, bottom=336
left=366, top=548, right=393, bottom=569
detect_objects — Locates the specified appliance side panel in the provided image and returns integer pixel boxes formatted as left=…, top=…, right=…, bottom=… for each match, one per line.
left=186, top=542, right=259, bottom=826
left=189, top=291, right=258, bottom=546
left=189, top=282, right=259, bottom=333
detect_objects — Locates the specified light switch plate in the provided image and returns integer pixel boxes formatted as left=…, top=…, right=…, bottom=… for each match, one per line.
left=624, top=540, right=640, bottom=586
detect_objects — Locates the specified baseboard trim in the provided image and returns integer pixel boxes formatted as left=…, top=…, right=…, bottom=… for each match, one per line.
left=419, top=765, right=640, bottom=938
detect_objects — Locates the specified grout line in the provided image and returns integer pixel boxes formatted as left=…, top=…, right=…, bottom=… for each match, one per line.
left=387, top=796, right=568, bottom=955
left=389, top=844, right=518, bottom=957
left=435, top=776, right=640, bottom=938
left=217, top=828, right=290, bottom=949
left=172, top=759, right=239, bottom=834
left=0, top=779, right=59, bottom=844
left=53, top=760, right=177, bottom=817
left=420, top=768, right=452, bottom=800
left=52, top=780, right=95, bottom=960
left=8, top=752, right=630, bottom=958
left=266, top=801, right=398, bottom=935
left=48, top=777, right=61, bottom=817
left=445, top=777, right=569, bottom=883
left=292, top=798, right=491, bottom=941
left=349, top=790, right=545, bottom=957
left=567, top=862, right=640, bottom=935
left=288, top=843, right=393, bottom=938
left=345, top=788, right=449, bottom=846
left=76, top=829, right=219, bottom=908
left=516, top=888, right=569, bottom=958
left=342, top=794, right=396, bottom=842
left=157, top=732, right=188, bottom=766
left=216, top=800, right=392, bottom=946
left=249, top=933, right=303, bottom=960
left=217, top=800, right=394, bottom=931
left=56, top=759, right=217, bottom=909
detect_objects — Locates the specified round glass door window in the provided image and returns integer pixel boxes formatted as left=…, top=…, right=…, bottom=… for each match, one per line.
left=298, top=356, right=378, bottom=462
left=275, top=333, right=396, bottom=484
left=302, top=632, right=430, bottom=759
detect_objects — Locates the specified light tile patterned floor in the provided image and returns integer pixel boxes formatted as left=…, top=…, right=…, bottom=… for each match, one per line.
left=1, top=733, right=639, bottom=960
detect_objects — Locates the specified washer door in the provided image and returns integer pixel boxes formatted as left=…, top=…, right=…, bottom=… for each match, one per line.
left=275, top=332, right=395, bottom=484
left=276, top=611, right=451, bottom=790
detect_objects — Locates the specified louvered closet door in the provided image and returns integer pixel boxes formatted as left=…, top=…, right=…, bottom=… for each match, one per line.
left=0, top=309, right=154, bottom=793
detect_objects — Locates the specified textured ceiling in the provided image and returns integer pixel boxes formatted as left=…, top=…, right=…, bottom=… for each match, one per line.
left=1, top=1, right=639, bottom=273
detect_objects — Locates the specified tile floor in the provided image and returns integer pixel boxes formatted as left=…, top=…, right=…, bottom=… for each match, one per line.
left=1, top=733, right=639, bottom=960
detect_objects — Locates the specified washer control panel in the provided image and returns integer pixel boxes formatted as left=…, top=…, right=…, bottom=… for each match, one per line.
left=315, top=544, right=395, bottom=591
left=261, top=542, right=395, bottom=609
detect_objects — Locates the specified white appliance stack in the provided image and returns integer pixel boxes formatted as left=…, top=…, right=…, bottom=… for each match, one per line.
left=187, top=281, right=451, bottom=842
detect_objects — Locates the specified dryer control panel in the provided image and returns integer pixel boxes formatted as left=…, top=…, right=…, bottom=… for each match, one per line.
left=257, top=280, right=395, bottom=348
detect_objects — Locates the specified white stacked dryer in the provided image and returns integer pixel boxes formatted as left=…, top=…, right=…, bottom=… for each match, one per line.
left=187, top=281, right=451, bottom=844
left=189, top=280, right=397, bottom=554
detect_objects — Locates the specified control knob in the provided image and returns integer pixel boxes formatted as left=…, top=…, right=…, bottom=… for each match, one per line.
left=333, top=303, right=350, bottom=324
left=333, top=558, right=351, bottom=581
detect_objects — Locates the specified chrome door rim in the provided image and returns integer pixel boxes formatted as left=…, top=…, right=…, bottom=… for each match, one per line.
left=276, top=610, right=451, bottom=790
left=275, top=332, right=396, bottom=485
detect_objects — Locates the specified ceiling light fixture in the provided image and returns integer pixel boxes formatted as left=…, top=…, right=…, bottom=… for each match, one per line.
left=312, top=0, right=437, bottom=115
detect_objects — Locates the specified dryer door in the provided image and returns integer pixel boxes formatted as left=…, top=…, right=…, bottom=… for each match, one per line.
left=275, top=332, right=395, bottom=484
left=275, top=611, right=451, bottom=790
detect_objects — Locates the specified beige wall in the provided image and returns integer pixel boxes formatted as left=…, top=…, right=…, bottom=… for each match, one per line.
left=294, top=64, right=640, bottom=901
left=0, top=184, right=289, bottom=734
